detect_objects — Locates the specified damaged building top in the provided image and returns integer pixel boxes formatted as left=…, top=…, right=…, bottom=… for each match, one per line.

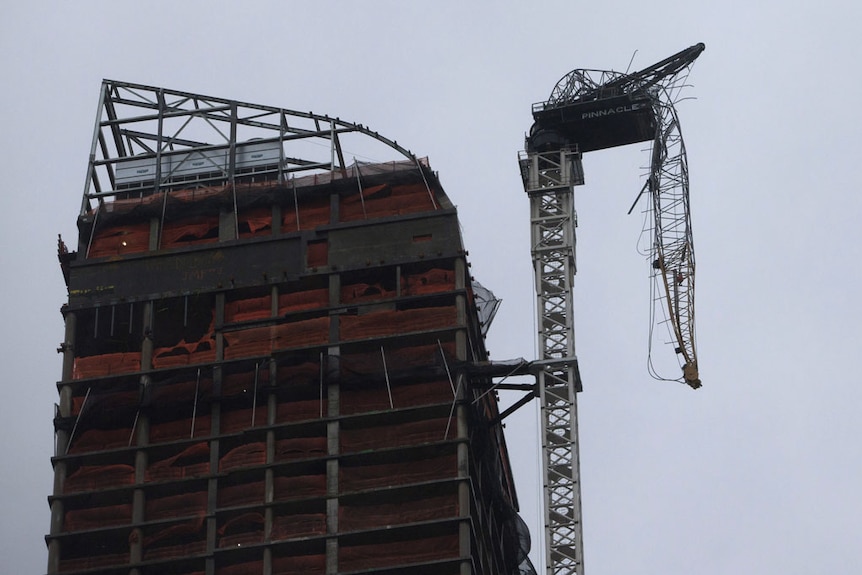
left=48, top=80, right=535, bottom=575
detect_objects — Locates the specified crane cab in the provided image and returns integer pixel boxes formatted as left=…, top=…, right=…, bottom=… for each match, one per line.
left=528, top=91, right=656, bottom=154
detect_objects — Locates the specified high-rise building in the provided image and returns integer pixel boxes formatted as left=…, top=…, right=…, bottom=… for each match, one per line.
left=48, top=80, right=532, bottom=575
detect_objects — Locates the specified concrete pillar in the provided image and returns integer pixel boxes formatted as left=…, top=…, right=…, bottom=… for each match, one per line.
left=271, top=204, right=281, bottom=235
left=60, top=310, right=76, bottom=384
left=219, top=208, right=237, bottom=242
left=326, top=272, right=340, bottom=574
left=46, top=539, right=60, bottom=574
left=149, top=218, right=160, bottom=251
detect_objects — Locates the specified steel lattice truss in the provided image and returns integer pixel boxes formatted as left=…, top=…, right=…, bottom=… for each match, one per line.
left=539, top=46, right=703, bottom=387
left=80, top=79, right=417, bottom=215
left=647, top=90, right=700, bottom=387
left=520, top=149, right=584, bottom=575
left=544, top=69, right=626, bottom=108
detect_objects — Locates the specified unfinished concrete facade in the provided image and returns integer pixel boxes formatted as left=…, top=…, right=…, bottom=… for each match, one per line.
left=48, top=81, right=531, bottom=575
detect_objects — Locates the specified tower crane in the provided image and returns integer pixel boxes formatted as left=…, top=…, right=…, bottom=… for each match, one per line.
left=518, top=43, right=705, bottom=574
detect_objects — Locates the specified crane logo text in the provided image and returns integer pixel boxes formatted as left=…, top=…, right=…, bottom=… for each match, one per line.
left=582, top=103, right=646, bottom=119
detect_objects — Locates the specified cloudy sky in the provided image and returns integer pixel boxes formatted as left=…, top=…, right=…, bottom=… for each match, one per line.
left=2, top=1, right=860, bottom=573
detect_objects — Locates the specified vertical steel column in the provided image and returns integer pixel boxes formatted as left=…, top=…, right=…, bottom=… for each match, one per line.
left=520, top=148, right=585, bottom=575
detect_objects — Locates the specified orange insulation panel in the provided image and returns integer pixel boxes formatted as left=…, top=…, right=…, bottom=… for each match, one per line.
left=68, top=427, right=132, bottom=453
left=59, top=552, right=129, bottom=571
left=219, top=442, right=265, bottom=472
left=224, top=295, right=271, bottom=323
left=341, top=379, right=453, bottom=414
left=340, top=453, right=457, bottom=492
left=88, top=221, right=151, bottom=258
left=218, top=480, right=265, bottom=508
left=271, top=513, right=326, bottom=540
left=223, top=317, right=330, bottom=359
left=340, top=306, right=457, bottom=340
left=272, top=554, right=325, bottom=575
left=64, top=503, right=132, bottom=531
left=339, top=183, right=437, bottom=222
left=146, top=442, right=210, bottom=481
left=275, top=436, right=327, bottom=461
left=339, top=492, right=459, bottom=531
left=238, top=206, right=272, bottom=239
left=72, top=353, right=140, bottom=379
left=149, top=415, right=211, bottom=443
left=220, top=406, right=267, bottom=433
left=161, top=215, right=219, bottom=249
left=273, top=474, right=326, bottom=501
left=64, top=464, right=135, bottom=493
left=274, top=398, right=326, bottom=423
left=339, top=533, right=459, bottom=570
left=340, top=417, right=449, bottom=453
left=277, top=288, right=329, bottom=314
left=282, top=196, right=330, bottom=231
left=339, top=341, right=456, bottom=376
left=401, top=268, right=456, bottom=296
left=152, top=340, right=215, bottom=369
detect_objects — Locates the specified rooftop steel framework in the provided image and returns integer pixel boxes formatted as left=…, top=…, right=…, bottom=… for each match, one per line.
left=81, top=80, right=420, bottom=214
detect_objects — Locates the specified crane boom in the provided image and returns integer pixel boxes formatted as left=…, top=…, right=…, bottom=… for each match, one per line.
left=520, top=43, right=704, bottom=574
left=527, top=42, right=704, bottom=388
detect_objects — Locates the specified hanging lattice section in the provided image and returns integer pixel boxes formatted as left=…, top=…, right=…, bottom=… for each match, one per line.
left=646, top=88, right=700, bottom=388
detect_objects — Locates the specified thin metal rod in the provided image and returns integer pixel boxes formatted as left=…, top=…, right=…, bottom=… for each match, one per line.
left=471, top=362, right=528, bottom=405
left=108, top=305, right=115, bottom=337
left=251, top=362, right=259, bottom=427
left=232, top=181, right=240, bottom=240
left=354, top=158, right=367, bottom=219
left=330, top=120, right=336, bottom=175
left=380, top=346, right=393, bottom=409
left=128, top=409, right=140, bottom=447
left=415, top=157, right=438, bottom=210
left=443, top=375, right=462, bottom=440
left=191, top=368, right=200, bottom=438
left=85, top=205, right=100, bottom=259
left=66, top=387, right=92, bottom=455
left=438, top=339, right=456, bottom=396
left=319, top=352, right=325, bottom=418
left=81, top=82, right=108, bottom=215
left=292, top=177, right=301, bottom=231
left=158, top=189, right=169, bottom=249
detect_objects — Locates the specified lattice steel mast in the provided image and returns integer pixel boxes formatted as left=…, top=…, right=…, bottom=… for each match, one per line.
left=519, top=149, right=585, bottom=574
left=520, top=43, right=705, bottom=575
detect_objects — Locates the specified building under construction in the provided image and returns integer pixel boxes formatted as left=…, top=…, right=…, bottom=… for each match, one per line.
left=48, top=81, right=532, bottom=575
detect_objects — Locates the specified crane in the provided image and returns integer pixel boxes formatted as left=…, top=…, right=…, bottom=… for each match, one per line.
left=519, top=43, right=705, bottom=574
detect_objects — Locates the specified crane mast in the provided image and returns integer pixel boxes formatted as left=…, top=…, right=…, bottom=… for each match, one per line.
left=520, top=44, right=704, bottom=574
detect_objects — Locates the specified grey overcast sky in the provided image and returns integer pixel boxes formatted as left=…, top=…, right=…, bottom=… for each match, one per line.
left=2, top=1, right=860, bottom=573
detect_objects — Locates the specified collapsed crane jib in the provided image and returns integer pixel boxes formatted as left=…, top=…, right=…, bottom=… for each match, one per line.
left=525, top=43, right=705, bottom=155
